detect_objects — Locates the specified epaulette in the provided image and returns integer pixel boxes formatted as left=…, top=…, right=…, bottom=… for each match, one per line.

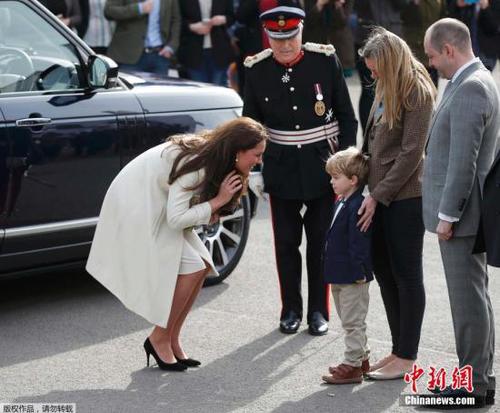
left=244, top=48, right=273, bottom=68
left=303, top=42, right=336, bottom=56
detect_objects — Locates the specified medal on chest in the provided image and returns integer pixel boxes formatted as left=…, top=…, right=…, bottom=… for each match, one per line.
left=314, top=83, right=326, bottom=117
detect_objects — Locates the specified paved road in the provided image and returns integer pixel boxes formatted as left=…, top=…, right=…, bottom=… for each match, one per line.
left=0, top=67, right=499, bottom=413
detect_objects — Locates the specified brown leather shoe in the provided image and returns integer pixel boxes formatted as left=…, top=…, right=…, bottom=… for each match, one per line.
left=322, top=364, right=363, bottom=384
left=361, top=359, right=370, bottom=374
left=329, top=359, right=369, bottom=375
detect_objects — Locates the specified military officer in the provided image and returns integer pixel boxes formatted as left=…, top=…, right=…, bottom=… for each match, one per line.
left=243, top=0, right=357, bottom=335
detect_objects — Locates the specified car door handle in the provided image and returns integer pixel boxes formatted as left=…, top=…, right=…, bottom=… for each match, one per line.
left=6, top=156, right=29, bottom=169
left=16, top=117, right=52, bottom=127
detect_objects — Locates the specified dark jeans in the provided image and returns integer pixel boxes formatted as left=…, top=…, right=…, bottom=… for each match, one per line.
left=372, top=197, right=426, bottom=360
left=120, top=51, right=170, bottom=76
left=269, top=193, right=333, bottom=322
left=186, top=49, right=227, bottom=87
left=355, top=48, right=375, bottom=134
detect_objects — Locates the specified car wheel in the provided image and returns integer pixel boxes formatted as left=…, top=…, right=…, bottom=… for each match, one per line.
left=197, top=195, right=251, bottom=286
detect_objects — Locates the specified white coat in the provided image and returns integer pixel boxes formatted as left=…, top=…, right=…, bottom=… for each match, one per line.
left=86, top=142, right=217, bottom=327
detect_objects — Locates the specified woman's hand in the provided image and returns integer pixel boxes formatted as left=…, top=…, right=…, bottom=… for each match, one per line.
left=357, top=195, right=377, bottom=232
left=209, top=171, right=242, bottom=212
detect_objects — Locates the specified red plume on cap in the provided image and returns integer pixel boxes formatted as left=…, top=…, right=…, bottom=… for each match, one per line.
left=259, top=0, right=305, bottom=21
left=258, top=0, right=278, bottom=14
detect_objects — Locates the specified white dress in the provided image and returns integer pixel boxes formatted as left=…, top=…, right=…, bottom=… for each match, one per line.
left=86, top=142, right=218, bottom=327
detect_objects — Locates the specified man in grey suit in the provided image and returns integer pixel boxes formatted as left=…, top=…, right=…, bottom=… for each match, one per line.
left=423, top=18, right=499, bottom=408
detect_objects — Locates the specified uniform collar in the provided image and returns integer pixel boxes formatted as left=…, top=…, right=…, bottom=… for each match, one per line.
left=273, top=50, right=304, bottom=67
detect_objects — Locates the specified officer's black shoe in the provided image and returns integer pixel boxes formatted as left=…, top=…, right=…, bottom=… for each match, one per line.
left=426, top=387, right=486, bottom=409
left=308, top=312, right=328, bottom=336
left=486, top=389, right=495, bottom=405
left=279, top=311, right=301, bottom=334
left=430, top=386, right=494, bottom=405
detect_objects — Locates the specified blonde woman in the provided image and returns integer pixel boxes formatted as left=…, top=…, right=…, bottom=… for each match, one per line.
left=357, top=28, right=436, bottom=380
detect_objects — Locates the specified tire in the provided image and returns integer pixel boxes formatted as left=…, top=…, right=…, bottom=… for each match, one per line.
left=199, top=195, right=251, bottom=287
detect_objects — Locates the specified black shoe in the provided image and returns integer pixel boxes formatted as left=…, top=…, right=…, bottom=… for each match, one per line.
left=428, top=387, right=486, bottom=409
left=175, top=356, right=201, bottom=367
left=308, top=311, right=328, bottom=336
left=430, top=386, right=494, bottom=406
left=486, top=389, right=495, bottom=405
left=279, top=310, right=301, bottom=334
left=143, top=338, right=187, bottom=371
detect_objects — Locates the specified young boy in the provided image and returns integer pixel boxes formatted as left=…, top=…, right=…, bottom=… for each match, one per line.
left=322, top=147, right=373, bottom=384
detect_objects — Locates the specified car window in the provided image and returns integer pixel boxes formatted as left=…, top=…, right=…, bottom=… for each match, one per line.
left=0, top=1, right=84, bottom=94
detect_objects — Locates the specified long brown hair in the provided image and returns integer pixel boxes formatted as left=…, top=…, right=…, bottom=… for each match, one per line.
left=168, top=117, right=268, bottom=214
left=359, top=27, right=436, bottom=130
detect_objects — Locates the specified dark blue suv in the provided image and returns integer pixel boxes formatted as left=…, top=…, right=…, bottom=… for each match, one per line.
left=0, top=0, right=254, bottom=285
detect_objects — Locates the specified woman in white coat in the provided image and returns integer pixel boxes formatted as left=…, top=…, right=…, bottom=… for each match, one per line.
left=86, top=117, right=268, bottom=371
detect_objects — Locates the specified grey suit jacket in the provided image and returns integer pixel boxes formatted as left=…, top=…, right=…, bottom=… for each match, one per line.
left=422, top=61, right=500, bottom=237
left=105, top=0, right=181, bottom=65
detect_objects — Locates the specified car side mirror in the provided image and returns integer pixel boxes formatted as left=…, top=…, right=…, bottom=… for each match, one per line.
left=87, top=55, right=118, bottom=89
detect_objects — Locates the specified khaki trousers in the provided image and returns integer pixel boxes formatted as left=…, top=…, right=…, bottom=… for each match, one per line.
left=331, top=282, right=370, bottom=367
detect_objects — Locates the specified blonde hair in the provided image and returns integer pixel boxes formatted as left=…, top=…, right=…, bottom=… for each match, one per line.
left=325, top=147, right=369, bottom=186
left=359, top=27, right=436, bottom=130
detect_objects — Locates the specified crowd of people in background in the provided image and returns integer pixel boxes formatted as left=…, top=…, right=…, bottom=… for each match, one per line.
left=76, top=0, right=499, bottom=408
left=38, top=0, right=500, bottom=97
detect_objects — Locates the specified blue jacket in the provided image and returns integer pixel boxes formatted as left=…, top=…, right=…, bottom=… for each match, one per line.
left=323, top=189, right=373, bottom=284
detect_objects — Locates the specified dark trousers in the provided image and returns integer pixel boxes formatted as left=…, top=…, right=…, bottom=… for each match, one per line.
left=372, top=197, right=426, bottom=360
left=186, top=49, right=227, bottom=87
left=120, top=51, right=170, bottom=76
left=269, top=193, right=333, bottom=322
left=355, top=48, right=375, bottom=134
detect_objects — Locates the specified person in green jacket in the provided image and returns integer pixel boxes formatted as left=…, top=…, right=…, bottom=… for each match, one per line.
left=401, top=0, right=447, bottom=85
left=302, top=0, right=356, bottom=77
left=104, top=0, right=181, bottom=76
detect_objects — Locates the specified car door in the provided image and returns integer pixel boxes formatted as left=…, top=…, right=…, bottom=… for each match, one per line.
left=0, top=0, right=144, bottom=272
left=0, top=106, right=7, bottom=250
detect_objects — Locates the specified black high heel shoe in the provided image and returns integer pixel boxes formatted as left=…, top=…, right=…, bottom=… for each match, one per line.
left=175, top=355, right=201, bottom=367
left=143, top=338, right=187, bottom=371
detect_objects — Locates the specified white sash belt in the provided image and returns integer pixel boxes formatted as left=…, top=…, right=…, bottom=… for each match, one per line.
left=266, top=121, right=340, bottom=146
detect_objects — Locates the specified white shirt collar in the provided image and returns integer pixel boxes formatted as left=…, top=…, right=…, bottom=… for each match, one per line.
left=451, top=57, right=481, bottom=83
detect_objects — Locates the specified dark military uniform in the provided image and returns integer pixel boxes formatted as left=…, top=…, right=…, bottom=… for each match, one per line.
left=243, top=43, right=358, bottom=323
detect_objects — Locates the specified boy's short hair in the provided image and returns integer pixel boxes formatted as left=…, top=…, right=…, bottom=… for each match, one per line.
left=325, top=147, right=369, bottom=186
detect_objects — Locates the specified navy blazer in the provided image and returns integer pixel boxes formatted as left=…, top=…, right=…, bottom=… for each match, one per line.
left=323, top=189, right=373, bottom=284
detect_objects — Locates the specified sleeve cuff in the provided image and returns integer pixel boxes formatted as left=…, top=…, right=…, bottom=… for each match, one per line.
left=370, top=189, right=390, bottom=207
left=438, top=212, right=459, bottom=223
left=197, top=201, right=212, bottom=225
